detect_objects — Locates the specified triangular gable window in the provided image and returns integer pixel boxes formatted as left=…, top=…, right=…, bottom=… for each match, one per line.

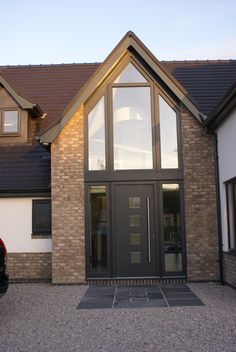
left=114, top=63, right=147, bottom=83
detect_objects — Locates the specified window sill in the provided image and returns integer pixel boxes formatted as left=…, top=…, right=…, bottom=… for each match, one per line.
left=31, top=234, right=51, bottom=239
left=0, top=133, right=20, bottom=137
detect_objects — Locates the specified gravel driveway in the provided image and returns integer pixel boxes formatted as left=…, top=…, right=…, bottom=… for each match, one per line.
left=0, top=282, right=236, bottom=352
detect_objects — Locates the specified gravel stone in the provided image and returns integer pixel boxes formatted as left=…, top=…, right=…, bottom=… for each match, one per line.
left=0, top=282, right=236, bottom=352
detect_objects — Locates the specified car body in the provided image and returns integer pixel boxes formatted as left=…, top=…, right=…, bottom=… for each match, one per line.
left=0, top=238, right=9, bottom=298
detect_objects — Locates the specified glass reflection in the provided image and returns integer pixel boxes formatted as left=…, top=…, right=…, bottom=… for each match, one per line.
left=3, top=110, right=18, bottom=133
left=162, top=184, right=182, bottom=272
left=159, top=96, right=178, bottom=169
left=89, top=186, right=107, bottom=273
left=114, top=63, right=147, bottom=83
left=88, top=97, right=106, bottom=170
left=113, top=87, right=153, bottom=170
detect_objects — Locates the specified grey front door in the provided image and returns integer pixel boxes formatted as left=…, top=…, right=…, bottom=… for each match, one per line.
left=114, top=184, right=158, bottom=277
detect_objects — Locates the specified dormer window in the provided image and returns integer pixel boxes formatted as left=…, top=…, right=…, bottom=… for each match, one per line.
left=1, top=109, right=19, bottom=135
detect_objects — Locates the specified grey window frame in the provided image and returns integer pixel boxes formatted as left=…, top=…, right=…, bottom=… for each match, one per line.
left=226, top=178, right=236, bottom=251
left=32, top=199, right=51, bottom=236
left=84, top=54, right=182, bottom=178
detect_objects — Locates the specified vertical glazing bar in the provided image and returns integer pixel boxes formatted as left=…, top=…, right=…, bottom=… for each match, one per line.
left=146, top=197, right=151, bottom=263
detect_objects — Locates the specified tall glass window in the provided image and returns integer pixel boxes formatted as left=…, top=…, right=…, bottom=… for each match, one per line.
left=113, top=87, right=153, bottom=170
left=89, top=186, right=108, bottom=273
left=159, top=96, right=178, bottom=169
left=88, top=97, right=106, bottom=170
left=162, top=184, right=182, bottom=272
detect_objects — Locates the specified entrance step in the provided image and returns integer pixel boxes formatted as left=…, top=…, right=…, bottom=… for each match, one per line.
left=86, top=278, right=187, bottom=286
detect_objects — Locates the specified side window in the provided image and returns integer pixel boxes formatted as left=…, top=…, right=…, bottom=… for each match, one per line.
left=159, top=96, right=178, bottom=169
left=32, top=199, right=51, bottom=236
left=226, top=180, right=236, bottom=250
left=88, top=97, right=106, bottom=170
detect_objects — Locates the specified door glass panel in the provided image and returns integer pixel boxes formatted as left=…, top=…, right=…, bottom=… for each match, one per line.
left=131, top=252, right=141, bottom=264
left=129, top=215, right=141, bottom=227
left=89, top=186, right=107, bottom=273
left=129, top=197, right=140, bottom=208
left=162, top=184, right=182, bottom=272
left=130, top=233, right=141, bottom=245
left=88, top=97, right=106, bottom=170
left=159, top=96, right=178, bottom=169
left=114, top=63, right=148, bottom=83
left=113, top=87, right=153, bottom=170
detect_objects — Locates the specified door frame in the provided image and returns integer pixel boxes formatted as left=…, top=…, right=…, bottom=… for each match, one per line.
left=85, top=181, right=187, bottom=279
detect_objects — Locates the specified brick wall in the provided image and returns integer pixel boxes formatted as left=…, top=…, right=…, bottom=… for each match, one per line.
left=223, top=252, right=236, bottom=287
left=51, top=106, right=85, bottom=284
left=181, top=108, right=219, bottom=281
left=7, top=253, right=52, bottom=280
left=50, top=105, right=219, bottom=283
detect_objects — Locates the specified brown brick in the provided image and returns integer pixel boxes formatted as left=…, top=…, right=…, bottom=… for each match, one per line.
left=51, top=106, right=85, bottom=284
left=181, top=108, right=219, bottom=281
left=7, top=253, right=52, bottom=280
left=223, top=252, right=236, bottom=287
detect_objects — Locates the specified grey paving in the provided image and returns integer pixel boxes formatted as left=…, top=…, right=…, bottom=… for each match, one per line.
left=0, top=283, right=236, bottom=351
left=78, top=284, right=203, bottom=309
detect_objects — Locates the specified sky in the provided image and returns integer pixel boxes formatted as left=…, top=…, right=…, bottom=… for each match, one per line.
left=1, top=0, right=236, bottom=65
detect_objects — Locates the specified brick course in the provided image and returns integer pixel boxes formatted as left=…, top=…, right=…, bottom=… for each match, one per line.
left=7, top=253, right=52, bottom=280
left=181, top=108, right=219, bottom=281
left=223, top=252, right=236, bottom=287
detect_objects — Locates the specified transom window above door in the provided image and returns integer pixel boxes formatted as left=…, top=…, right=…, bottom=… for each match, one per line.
left=87, top=59, right=180, bottom=172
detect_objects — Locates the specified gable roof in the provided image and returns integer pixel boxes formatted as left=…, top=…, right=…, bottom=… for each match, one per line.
left=1, top=33, right=236, bottom=193
left=40, top=31, right=204, bottom=143
left=1, top=60, right=236, bottom=141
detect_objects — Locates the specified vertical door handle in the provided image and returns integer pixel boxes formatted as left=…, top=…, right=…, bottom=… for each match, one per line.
left=146, top=197, right=151, bottom=263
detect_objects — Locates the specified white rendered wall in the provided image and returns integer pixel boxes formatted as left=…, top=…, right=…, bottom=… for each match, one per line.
left=0, top=197, right=52, bottom=253
left=217, top=107, right=236, bottom=251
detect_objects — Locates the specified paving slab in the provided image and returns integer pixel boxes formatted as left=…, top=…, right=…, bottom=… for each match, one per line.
left=78, top=284, right=203, bottom=309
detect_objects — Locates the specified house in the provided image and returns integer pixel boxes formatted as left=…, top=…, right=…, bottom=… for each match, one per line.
left=0, top=32, right=236, bottom=285
left=205, top=82, right=236, bottom=288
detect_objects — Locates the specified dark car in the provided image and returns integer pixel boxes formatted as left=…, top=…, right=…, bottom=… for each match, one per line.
left=0, top=238, right=9, bottom=298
